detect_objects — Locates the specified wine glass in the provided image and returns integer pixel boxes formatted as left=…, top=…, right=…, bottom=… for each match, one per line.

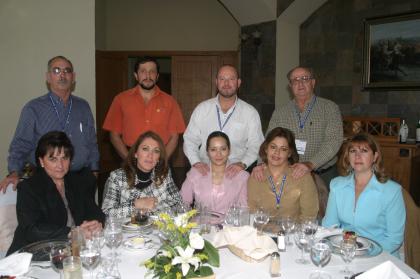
left=92, top=230, right=105, bottom=251
left=50, top=243, right=71, bottom=279
left=104, top=222, right=123, bottom=261
left=294, top=230, right=310, bottom=264
left=340, top=239, right=356, bottom=275
left=279, top=216, right=296, bottom=246
left=309, top=239, right=332, bottom=279
left=302, top=217, right=318, bottom=238
left=96, top=255, right=121, bottom=279
left=253, top=207, right=270, bottom=235
left=225, top=203, right=240, bottom=227
left=80, top=243, right=101, bottom=279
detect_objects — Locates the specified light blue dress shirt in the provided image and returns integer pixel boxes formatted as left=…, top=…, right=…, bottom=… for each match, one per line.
left=322, top=174, right=405, bottom=257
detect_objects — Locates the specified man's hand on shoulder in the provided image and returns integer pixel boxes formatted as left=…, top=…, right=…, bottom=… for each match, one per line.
left=0, top=171, right=20, bottom=193
left=290, top=162, right=313, bottom=179
left=193, top=162, right=210, bottom=176
left=251, top=163, right=266, bottom=182
left=225, top=162, right=246, bottom=179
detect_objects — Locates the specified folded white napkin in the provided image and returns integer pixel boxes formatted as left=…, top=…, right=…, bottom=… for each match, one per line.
left=315, top=226, right=343, bottom=239
left=356, top=260, right=410, bottom=279
left=0, top=252, right=32, bottom=276
left=210, top=225, right=277, bottom=261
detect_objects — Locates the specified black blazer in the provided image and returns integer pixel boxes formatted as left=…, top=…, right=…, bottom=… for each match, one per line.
left=7, top=168, right=105, bottom=255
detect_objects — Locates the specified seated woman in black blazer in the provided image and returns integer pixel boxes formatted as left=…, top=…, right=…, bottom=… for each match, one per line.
left=7, top=131, right=105, bottom=255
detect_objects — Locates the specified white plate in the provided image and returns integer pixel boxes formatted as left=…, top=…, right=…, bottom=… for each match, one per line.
left=123, top=236, right=152, bottom=251
left=327, top=234, right=371, bottom=251
left=122, top=219, right=152, bottom=232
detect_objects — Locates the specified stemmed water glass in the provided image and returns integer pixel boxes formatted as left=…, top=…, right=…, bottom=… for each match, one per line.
left=340, top=239, right=356, bottom=275
left=225, top=203, right=240, bottom=227
left=279, top=216, right=296, bottom=246
left=104, top=221, right=123, bottom=261
left=309, top=239, right=332, bottom=279
left=302, top=217, right=318, bottom=239
left=80, top=241, right=101, bottom=279
left=253, top=207, right=270, bottom=235
left=50, top=243, right=71, bottom=279
left=92, top=230, right=105, bottom=251
left=294, top=229, right=310, bottom=264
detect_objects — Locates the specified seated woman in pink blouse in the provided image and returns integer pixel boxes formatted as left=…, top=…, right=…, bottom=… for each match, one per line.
left=181, top=131, right=248, bottom=214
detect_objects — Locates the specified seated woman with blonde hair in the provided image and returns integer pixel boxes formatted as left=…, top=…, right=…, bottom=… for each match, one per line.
left=323, top=133, right=405, bottom=257
left=102, top=131, right=183, bottom=217
left=248, top=127, right=319, bottom=220
left=181, top=131, right=248, bottom=214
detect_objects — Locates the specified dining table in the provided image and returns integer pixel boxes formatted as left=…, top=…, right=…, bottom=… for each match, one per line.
left=25, top=225, right=420, bottom=279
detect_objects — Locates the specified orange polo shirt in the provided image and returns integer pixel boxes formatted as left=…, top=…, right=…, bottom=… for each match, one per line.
left=103, top=86, right=186, bottom=146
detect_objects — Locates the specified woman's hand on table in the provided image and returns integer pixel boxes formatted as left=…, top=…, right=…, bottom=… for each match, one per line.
left=80, top=220, right=103, bottom=239
left=134, top=197, right=157, bottom=210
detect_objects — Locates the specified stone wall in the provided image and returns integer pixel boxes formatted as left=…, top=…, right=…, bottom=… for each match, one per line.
left=301, top=0, right=420, bottom=137
left=240, top=21, right=276, bottom=133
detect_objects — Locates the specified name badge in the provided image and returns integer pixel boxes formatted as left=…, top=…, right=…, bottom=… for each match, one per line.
left=295, top=139, right=307, bottom=155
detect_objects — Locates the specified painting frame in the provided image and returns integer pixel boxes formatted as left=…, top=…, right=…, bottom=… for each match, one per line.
left=362, top=11, right=420, bottom=90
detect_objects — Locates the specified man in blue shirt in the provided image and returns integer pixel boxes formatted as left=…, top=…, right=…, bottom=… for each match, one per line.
left=0, top=56, right=99, bottom=192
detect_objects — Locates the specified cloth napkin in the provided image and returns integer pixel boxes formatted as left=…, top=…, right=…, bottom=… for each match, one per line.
left=209, top=225, right=277, bottom=261
left=0, top=252, right=32, bottom=276
left=356, top=260, right=410, bottom=279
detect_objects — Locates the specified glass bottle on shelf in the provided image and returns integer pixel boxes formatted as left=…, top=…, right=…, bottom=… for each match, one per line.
left=399, top=119, right=408, bottom=144
left=416, top=120, right=420, bottom=143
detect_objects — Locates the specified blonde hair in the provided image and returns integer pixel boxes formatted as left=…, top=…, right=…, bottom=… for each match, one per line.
left=338, top=133, right=388, bottom=183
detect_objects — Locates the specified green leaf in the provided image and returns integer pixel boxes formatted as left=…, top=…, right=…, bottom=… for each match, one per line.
left=204, top=240, right=220, bottom=267
left=198, top=266, right=214, bottom=276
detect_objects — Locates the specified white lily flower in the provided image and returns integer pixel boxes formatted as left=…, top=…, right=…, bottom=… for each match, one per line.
left=171, top=246, right=201, bottom=276
left=174, top=213, right=188, bottom=227
left=189, top=232, right=204, bottom=250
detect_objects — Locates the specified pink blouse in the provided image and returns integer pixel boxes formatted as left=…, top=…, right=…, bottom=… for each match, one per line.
left=180, top=167, right=249, bottom=214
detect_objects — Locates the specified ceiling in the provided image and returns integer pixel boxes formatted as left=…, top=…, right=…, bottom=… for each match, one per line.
left=219, top=0, right=277, bottom=26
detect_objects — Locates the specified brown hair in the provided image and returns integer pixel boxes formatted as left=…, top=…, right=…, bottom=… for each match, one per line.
left=259, top=127, right=299, bottom=165
left=123, top=131, right=168, bottom=188
left=338, top=133, right=388, bottom=183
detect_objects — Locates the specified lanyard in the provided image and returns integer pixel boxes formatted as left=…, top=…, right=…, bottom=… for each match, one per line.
left=49, top=94, right=72, bottom=131
left=268, top=175, right=287, bottom=209
left=216, top=105, right=236, bottom=131
left=295, top=96, right=316, bottom=130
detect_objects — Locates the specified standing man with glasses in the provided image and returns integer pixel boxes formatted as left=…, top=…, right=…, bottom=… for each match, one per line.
left=183, top=64, right=264, bottom=178
left=0, top=56, right=100, bottom=192
left=252, top=66, right=343, bottom=187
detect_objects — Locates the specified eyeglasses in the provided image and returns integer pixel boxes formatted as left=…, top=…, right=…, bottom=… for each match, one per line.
left=50, top=67, right=73, bottom=75
left=289, top=75, right=313, bottom=85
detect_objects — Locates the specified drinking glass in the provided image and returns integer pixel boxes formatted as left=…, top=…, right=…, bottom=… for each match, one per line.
left=294, top=230, right=310, bottom=264
left=302, top=217, right=318, bottom=238
left=80, top=244, right=101, bottom=279
left=92, top=230, right=105, bottom=251
left=225, top=203, right=240, bottom=226
left=50, top=243, right=71, bottom=279
left=134, top=207, right=150, bottom=225
left=279, top=216, right=296, bottom=246
left=199, top=204, right=211, bottom=234
left=253, top=207, right=270, bottom=235
left=63, top=256, right=83, bottom=279
left=70, top=226, right=85, bottom=257
left=309, top=239, right=332, bottom=279
left=104, top=222, right=123, bottom=261
left=96, top=255, right=121, bottom=279
left=340, top=239, right=356, bottom=275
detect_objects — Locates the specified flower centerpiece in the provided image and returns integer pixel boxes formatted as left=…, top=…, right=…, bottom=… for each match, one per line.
left=144, top=210, right=219, bottom=279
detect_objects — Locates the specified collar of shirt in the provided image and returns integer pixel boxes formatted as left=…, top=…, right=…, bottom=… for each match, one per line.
left=215, top=94, right=238, bottom=117
left=294, top=94, right=316, bottom=115
left=134, top=85, right=162, bottom=104
left=49, top=91, right=69, bottom=109
left=345, top=173, right=382, bottom=193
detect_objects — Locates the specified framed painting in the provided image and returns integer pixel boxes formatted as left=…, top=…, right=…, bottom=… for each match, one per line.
left=362, top=11, right=420, bottom=89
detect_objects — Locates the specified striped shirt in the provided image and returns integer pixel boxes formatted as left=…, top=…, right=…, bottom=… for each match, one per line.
left=8, top=92, right=99, bottom=173
left=267, top=95, right=343, bottom=170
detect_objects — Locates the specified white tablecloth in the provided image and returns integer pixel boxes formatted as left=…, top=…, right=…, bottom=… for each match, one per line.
left=26, top=229, right=420, bottom=279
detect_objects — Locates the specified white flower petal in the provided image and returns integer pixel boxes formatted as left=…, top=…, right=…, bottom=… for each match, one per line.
left=189, top=232, right=204, bottom=250
left=181, top=262, right=190, bottom=276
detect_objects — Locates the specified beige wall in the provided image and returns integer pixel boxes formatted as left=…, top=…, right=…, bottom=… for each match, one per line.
left=0, top=0, right=96, bottom=175
left=101, top=0, right=240, bottom=51
left=276, top=0, right=328, bottom=107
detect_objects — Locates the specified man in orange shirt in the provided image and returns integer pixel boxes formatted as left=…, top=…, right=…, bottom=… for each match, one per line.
left=103, top=57, right=185, bottom=160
